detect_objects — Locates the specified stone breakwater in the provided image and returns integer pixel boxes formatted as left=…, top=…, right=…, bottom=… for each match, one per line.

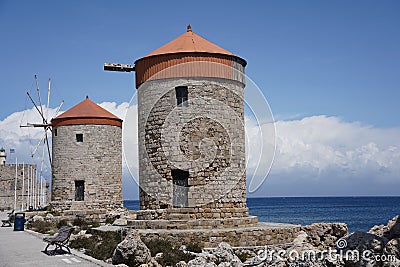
left=108, top=215, right=400, bottom=267
left=136, top=222, right=302, bottom=248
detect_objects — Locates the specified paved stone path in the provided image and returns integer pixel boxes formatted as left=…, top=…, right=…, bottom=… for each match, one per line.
left=0, top=212, right=106, bottom=267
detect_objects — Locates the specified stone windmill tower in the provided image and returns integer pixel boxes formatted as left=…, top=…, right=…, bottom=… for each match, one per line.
left=51, top=96, right=123, bottom=216
left=133, top=25, right=252, bottom=221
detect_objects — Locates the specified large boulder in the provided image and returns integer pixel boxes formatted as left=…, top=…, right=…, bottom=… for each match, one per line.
left=187, top=256, right=216, bottom=267
left=212, top=242, right=242, bottom=267
left=302, top=222, right=348, bottom=249
left=32, top=215, right=45, bottom=222
left=112, top=230, right=152, bottom=267
left=176, top=261, right=187, bottom=267
left=386, top=218, right=400, bottom=240
left=338, top=232, right=387, bottom=267
left=113, top=218, right=128, bottom=226
left=69, top=230, right=92, bottom=241
left=369, top=215, right=400, bottom=240
left=382, top=243, right=400, bottom=267
left=369, top=224, right=387, bottom=238
left=383, top=216, right=400, bottom=240
left=187, top=243, right=242, bottom=267
left=340, top=231, right=386, bottom=253
left=384, top=238, right=400, bottom=259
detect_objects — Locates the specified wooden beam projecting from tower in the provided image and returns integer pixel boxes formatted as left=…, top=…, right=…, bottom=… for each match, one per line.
left=104, top=63, right=135, bottom=72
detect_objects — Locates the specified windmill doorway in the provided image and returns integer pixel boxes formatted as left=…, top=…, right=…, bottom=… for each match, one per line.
left=172, top=169, right=189, bottom=208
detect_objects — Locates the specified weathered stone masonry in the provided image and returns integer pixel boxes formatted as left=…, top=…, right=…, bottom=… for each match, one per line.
left=100, top=26, right=304, bottom=248
left=0, top=164, right=39, bottom=210
left=138, top=77, right=248, bottom=218
left=51, top=120, right=123, bottom=214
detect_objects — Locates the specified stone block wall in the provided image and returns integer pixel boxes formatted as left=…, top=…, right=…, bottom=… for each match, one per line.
left=135, top=207, right=251, bottom=221
left=137, top=222, right=302, bottom=248
left=51, top=124, right=122, bottom=213
left=0, top=164, right=48, bottom=210
left=128, top=215, right=258, bottom=230
left=138, top=77, right=247, bottom=214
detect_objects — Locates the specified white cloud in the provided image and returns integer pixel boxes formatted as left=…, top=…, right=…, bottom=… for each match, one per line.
left=0, top=102, right=129, bottom=159
left=0, top=102, right=131, bottom=194
left=245, top=115, right=400, bottom=196
left=271, top=115, right=400, bottom=179
left=99, top=102, right=130, bottom=121
left=0, top=106, right=59, bottom=162
left=1, top=104, right=399, bottom=197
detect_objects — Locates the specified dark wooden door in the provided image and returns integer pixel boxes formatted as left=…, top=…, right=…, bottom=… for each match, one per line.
left=75, top=180, right=85, bottom=201
left=172, top=169, right=189, bottom=208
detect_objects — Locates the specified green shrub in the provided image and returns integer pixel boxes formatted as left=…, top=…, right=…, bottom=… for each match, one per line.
left=73, top=217, right=89, bottom=230
left=69, top=236, right=94, bottom=251
left=27, top=220, right=57, bottom=234
left=90, top=221, right=100, bottom=228
left=87, top=231, right=122, bottom=260
left=235, top=250, right=252, bottom=263
left=48, top=210, right=61, bottom=216
left=144, top=238, right=195, bottom=267
left=72, top=217, right=101, bottom=230
left=144, top=239, right=173, bottom=255
left=105, top=216, right=116, bottom=225
left=56, top=219, right=68, bottom=229
left=70, top=230, right=123, bottom=261
left=186, top=243, right=202, bottom=253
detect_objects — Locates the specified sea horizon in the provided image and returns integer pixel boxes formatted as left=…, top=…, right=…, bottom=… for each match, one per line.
left=123, top=195, right=400, bottom=201
left=124, top=196, right=400, bottom=233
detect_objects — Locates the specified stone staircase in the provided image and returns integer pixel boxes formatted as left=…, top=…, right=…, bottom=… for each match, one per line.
left=127, top=215, right=259, bottom=230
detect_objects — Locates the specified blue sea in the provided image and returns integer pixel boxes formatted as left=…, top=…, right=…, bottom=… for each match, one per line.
left=123, top=197, right=400, bottom=233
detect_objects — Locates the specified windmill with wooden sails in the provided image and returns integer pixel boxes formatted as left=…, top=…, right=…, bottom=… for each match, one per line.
left=20, top=75, right=64, bottom=209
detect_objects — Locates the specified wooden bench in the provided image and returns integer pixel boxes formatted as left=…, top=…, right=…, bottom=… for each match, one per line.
left=1, top=210, right=14, bottom=227
left=43, top=226, right=74, bottom=254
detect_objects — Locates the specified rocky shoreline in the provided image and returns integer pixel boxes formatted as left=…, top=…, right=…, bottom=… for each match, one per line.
left=111, top=215, right=400, bottom=267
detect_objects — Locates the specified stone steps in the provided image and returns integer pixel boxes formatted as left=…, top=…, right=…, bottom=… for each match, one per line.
left=127, top=215, right=258, bottom=230
left=137, top=222, right=302, bottom=247
left=136, top=207, right=250, bottom=220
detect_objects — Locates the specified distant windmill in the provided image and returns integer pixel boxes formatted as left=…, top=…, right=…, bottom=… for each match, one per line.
left=20, top=75, right=64, bottom=208
left=21, top=75, right=64, bottom=164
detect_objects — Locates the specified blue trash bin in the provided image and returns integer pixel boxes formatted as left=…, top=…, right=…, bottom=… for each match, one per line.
left=13, top=212, right=25, bottom=231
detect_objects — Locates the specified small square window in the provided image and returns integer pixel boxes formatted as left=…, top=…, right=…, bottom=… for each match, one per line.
left=175, top=86, right=188, bottom=107
left=76, top=134, right=83, bottom=142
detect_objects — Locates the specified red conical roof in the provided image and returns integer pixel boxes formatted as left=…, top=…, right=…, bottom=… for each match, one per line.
left=142, top=25, right=234, bottom=58
left=134, top=25, right=247, bottom=88
left=51, top=96, right=122, bottom=127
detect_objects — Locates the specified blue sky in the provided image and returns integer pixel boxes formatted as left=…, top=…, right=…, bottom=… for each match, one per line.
left=1, top=0, right=399, bottom=127
left=0, top=1, right=399, bottom=198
